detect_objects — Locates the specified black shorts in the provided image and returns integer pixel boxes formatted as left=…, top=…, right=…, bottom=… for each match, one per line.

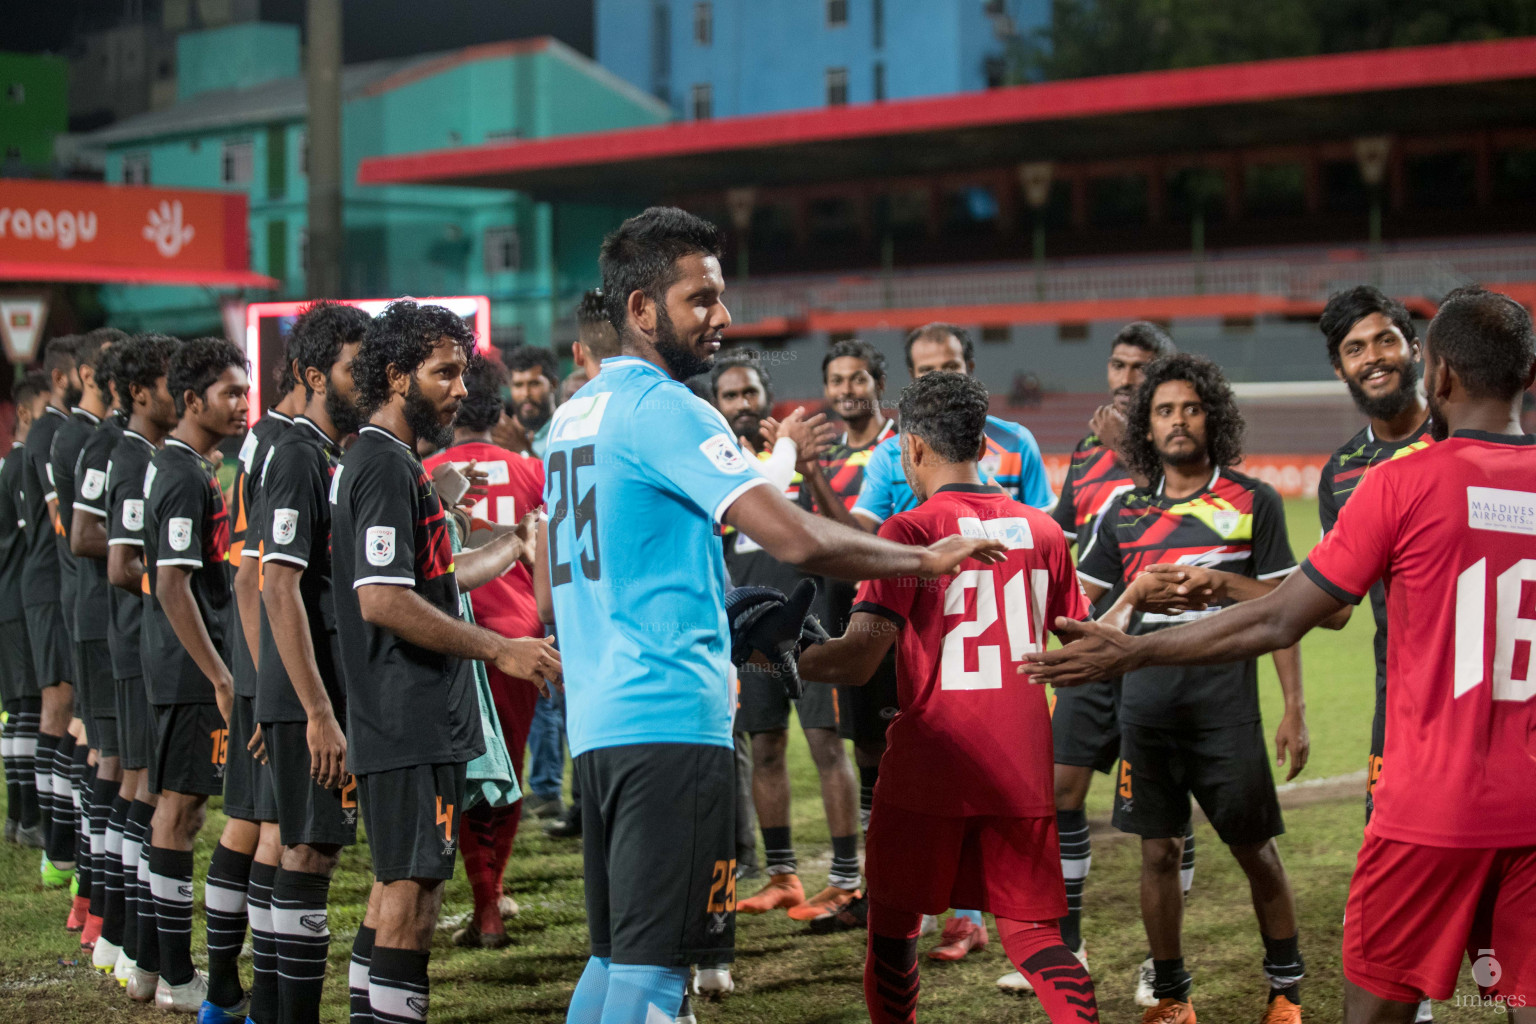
left=115, top=675, right=154, bottom=772
left=266, top=721, right=358, bottom=849
left=356, top=762, right=467, bottom=883
left=1052, top=679, right=1122, bottom=774
left=0, top=618, right=35, bottom=703
left=1112, top=719, right=1284, bottom=847
left=77, top=640, right=118, bottom=756
left=149, top=702, right=227, bottom=797
left=1366, top=696, right=1387, bottom=824
left=737, top=669, right=838, bottom=735
left=24, top=602, right=72, bottom=691
left=836, top=650, right=899, bottom=746
left=224, top=694, right=276, bottom=822
left=577, top=742, right=736, bottom=966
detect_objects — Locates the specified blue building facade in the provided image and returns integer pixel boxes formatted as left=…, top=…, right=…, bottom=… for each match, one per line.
left=596, top=0, right=1048, bottom=119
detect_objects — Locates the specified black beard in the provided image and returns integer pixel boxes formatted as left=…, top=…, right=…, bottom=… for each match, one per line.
left=1426, top=390, right=1449, bottom=441
left=1158, top=437, right=1207, bottom=468
left=1345, top=360, right=1422, bottom=421
left=731, top=411, right=767, bottom=450
left=404, top=380, right=454, bottom=452
left=654, top=304, right=714, bottom=382
left=515, top=399, right=553, bottom=433
left=325, top=387, right=362, bottom=438
left=63, top=385, right=83, bottom=409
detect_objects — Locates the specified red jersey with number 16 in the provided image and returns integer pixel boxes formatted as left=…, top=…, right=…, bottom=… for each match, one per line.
left=853, top=484, right=1091, bottom=819
left=1302, top=430, right=1536, bottom=849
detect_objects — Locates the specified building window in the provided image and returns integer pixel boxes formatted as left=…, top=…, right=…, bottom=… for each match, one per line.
left=484, top=226, right=521, bottom=274
left=873, top=61, right=885, bottom=101
left=693, top=2, right=712, bottom=45
left=873, top=0, right=884, bottom=47
left=1058, top=322, right=1090, bottom=342
left=6, top=83, right=23, bottom=104
left=690, top=83, right=712, bottom=120
left=826, top=0, right=848, bottom=27
left=122, top=152, right=151, bottom=184
left=222, top=139, right=254, bottom=185
left=826, top=67, right=849, bottom=107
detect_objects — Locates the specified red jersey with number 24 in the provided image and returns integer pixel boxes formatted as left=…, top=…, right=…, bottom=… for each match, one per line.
left=1302, top=431, right=1536, bottom=849
left=853, top=484, right=1091, bottom=819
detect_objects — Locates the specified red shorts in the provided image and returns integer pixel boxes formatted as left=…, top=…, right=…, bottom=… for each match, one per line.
left=864, top=800, right=1065, bottom=921
left=1344, top=833, right=1536, bottom=1004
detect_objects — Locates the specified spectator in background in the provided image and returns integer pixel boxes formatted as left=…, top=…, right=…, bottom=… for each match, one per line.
left=504, top=346, right=560, bottom=459
left=559, top=370, right=589, bottom=404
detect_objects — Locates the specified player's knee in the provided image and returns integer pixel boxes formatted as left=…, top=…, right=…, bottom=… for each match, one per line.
left=1232, top=839, right=1289, bottom=888
left=804, top=728, right=847, bottom=771
left=752, top=731, right=789, bottom=771
left=1142, top=837, right=1184, bottom=875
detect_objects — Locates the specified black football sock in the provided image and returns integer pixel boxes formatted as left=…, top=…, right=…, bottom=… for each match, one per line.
left=69, top=746, right=92, bottom=890
left=12, top=699, right=40, bottom=828
left=101, top=794, right=130, bottom=946
left=204, top=842, right=254, bottom=1009
left=33, top=732, right=56, bottom=846
left=1262, top=933, right=1303, bottom=1004
left=1181, top=824, right=1196, bottom=894
left=126, top=800, right=158, bottom=970
left=349, top=925, right=375, bottom=1024
left=369, top=946, right=431, bottom=1024
left=1152, top=957, right=1192, bottom=1002
left=273, top=868, right=333, bottom=1024
left=47, top=733, right=77, bottom=866
left=2, top=715, right=19, bottom=826
left=761, top=825, right=796, bottom=877
left=148, top=845, right=195, bottom=985
left=248, top=860, right=280, bottom=1023
left=858, top=764, right=878, bottom=831
left=88, top=773, right=115, bottom=918
left=829, top=833, right=861, bottom=890
left=1057, top=807, right=1090, bottom=952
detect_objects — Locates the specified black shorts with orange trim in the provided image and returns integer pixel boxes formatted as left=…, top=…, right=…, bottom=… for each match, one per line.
left=149, top=702, right=227, bottom=797
left=356, top=761, right=467, bottom=883
left=266, top=720, right=357, bottom=849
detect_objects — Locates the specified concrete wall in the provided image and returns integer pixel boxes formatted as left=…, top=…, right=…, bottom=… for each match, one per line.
left=175, top=23, right=300, bottom=102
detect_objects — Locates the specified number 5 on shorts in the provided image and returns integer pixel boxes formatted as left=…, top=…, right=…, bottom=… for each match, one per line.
left=707, top=859, right=737, bottom=913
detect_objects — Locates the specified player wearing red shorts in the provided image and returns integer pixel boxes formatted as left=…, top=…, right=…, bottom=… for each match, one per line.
left=798, top=371, right=1099, bottom=1024
left=1025, top=286, right=1536, bottom=1024
left=421, top=352, right=545, bottom=949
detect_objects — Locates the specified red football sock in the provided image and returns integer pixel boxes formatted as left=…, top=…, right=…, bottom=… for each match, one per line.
left=996, top=917, right=1099, bottom=1023
left=864, top=899, right=923, bottom=1024
left=460, top=806, right=507, bottom=933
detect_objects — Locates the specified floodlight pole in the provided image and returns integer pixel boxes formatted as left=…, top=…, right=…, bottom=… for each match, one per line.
left=307, top=0, right=344, bottom=300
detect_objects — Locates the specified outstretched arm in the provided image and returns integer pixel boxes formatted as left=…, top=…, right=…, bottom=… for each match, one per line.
left=796, top=611, right=898, bottom=688
left=1021, top=569, right=1345, bottom=687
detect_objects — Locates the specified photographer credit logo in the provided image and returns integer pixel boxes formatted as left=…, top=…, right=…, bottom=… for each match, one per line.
left=1454, top=950, right=1527, bottom=1011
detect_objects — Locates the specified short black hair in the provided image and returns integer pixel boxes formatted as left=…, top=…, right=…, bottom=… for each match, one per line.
left=1319, top=286, right=1417, bottom=369
left=577, top=289, right=608, bottom=326
left=897, top=372, right=990, bottom=464
left=169, top=337, right=248, bottom=417
left=599, top=206, right=724, bottom=335
left=43, top=335, right=78, bottom=378
left=75, top=327, right=128, bottom=374
left=289, top=300, right=371, bottom=396
left=353, top=300, right=475, bottom=418
left=505, top=344, right=560, bottom=386
left=1426, top=286, right=1536, bottom=401
left=822, top=339, right=886, bottom=387
left=14, top=370, right=49, bottom=409
left=904, top=323, right=974, bottom=374
left=114, top=334, right=179, bottom=401
left=1121, top=353, right=1245, bottom=483
left=1112, top=321, right=1175, bottom=357
left=94, top=343, right=120, bottom=405
left=709, top=350, right=773, bottom=404
left=457, top=351, right=509, bottom=433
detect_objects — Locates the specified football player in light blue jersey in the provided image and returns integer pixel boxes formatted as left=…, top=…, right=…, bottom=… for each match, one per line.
left=851, top=323, right=1054, bottom=529
left=532, top=207, right=1005, bottom=1024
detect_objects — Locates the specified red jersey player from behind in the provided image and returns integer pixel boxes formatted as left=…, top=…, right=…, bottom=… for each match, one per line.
left=421, top=351, right=544, bottom=949
left=1026, top=286, right=1536, bottom=1024
left=798, top=372, right=1099, bottom=1024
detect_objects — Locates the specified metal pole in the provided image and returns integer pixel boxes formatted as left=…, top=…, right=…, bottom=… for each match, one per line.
left=306, top=0, right=343, bottom=299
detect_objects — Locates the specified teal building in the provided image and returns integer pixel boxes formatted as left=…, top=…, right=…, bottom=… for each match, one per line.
left=79, top=23, right=669, bottom=343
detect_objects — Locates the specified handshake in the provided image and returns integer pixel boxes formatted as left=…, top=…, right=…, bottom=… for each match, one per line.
left=724, top=579, right=831, bottom=699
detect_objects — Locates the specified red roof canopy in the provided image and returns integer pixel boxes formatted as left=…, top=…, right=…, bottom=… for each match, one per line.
left=358, top=37, right=1536, bottom=201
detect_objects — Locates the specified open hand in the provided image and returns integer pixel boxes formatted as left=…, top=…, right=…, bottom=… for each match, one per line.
left=916, top=534, right=1008, bottom=579
left=460, top=460, right=490, bottom=510
left=1018, top=618, right=1139, bottom=686
left=1088, top=404, right=1127, bottom=451
left=246, top=722, right=268, bottom=765
left=1130, top=564, right=1224, bottom=614
left=762, top=408, right=840, bottom=465
left=497, top=635, right=563, bottom=695
left=306, top=711, right=348, bottom=790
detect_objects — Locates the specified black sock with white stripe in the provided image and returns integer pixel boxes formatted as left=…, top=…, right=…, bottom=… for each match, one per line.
left=858, top=765, right=878, bottom=832
left=205, top=843, right=253, bottom=1009
left=273, top=868, right=333, bottom=1024
left=47, top=733, right=77, bottom=868
left=11, top=699, right=40, bottom=829
left=102, top=795, right=130, bottom=946
left=148, top=846, right=196, bottom=985
left=72, top=751, right=93, bottom=898
left=1263, top=933, right=1303, bottom=1004
left=1181, top=824, right=1196, bottom=894
left=1056, top=807, right=1090, bottom=951
left=2, top=716, right=18, bottom=828
left=761, top=825, right=796, bottom=877
left=829, top=834, right=861, bottom=891
left=127, top=801, right=158, bottom=972
left=34, top=732, right=56, bottom=847
left=349, top=925, right=375, bottom=1024
left=88, top=774, right=115, bottom=919
left=369, top=946, right=430, bottom=1024
left=248, top=860, right=280, bottom=1023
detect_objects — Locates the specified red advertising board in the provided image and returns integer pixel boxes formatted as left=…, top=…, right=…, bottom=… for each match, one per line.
left=0, top=179, right=276, bottom=288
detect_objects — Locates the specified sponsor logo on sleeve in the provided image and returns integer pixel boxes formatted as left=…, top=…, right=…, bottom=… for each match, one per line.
left=271, top=508, right=298, bottom=546
left=700, top=434, right=749, bottom=475
left=365, top=525, right=396, bottom=566
left=168, top=516, right=193, bottom=551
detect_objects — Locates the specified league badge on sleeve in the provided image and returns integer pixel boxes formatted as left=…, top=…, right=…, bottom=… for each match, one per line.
left=700, top=434, right=749, bottom=474
left=122, top=499, right=144, bottom=532
left=272, top=508, right=299, bottom=546
left=168, top=516, right=193, bottom=551
left=82, top=468, right=107, bottom=500
left=365, top=525, right=396, bottom=567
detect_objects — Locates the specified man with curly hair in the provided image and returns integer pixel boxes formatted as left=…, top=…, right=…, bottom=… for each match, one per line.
left=1072, top=353, right=1309, bottom=1024
left=331, top=300, right=559, bottom=1024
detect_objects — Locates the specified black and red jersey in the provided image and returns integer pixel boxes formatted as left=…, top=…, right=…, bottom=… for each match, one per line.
left=799, top=418, right=897, bottom=516
left=1077, top=466, right=1295, bottom=729
left=1050, top=433, right=1138, bottom=543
